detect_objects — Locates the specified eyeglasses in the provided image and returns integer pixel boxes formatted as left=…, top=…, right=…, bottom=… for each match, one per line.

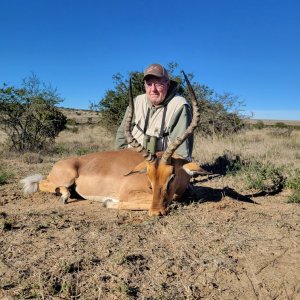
left=144, top=80, right=168, bottom=89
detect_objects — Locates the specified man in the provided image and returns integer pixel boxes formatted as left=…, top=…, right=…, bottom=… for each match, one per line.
left=115, top=63, right=193, bottom=160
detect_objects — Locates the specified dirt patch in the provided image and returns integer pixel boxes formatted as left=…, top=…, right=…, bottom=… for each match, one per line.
left=1, top=166, right=299, bottom=300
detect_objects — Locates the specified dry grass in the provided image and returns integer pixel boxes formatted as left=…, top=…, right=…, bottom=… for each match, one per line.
left=60, top=108, right=100, bottom=124
left=55, top=124, right=115, bottom=155
left=193, top=128, right=300, bottom=168
left=0, top=112, right=300, bottom=299
left=192, top=128, right=300, bottom=194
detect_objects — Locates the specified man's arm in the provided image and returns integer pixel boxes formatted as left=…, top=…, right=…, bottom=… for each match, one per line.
left=167, top=104, right=193, bottom=160
left=115, top=106, right=129, bottom=149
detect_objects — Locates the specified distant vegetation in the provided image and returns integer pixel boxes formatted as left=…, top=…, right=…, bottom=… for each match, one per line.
left=251, top=120, right=300, bottom=130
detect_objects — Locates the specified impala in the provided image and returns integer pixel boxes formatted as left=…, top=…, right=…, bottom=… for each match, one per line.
left=21, top=71, right=206, bottom=216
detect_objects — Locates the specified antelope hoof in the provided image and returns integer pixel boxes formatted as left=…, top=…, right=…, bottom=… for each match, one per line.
left=149, top=207, right=168, bottom=217
left=60, top=196, right=68, bottom=205
left=55, top=187, right=70, bottom=205
left=103, top=199, right=118, bottom=208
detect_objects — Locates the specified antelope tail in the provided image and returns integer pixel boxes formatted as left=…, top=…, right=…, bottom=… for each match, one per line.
left=20, top=174, right=44, bottom=195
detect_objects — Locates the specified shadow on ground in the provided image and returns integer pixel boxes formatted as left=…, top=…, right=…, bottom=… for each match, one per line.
left=180, top=153, right=285, bottom=207
left=181, top=174, right=285, bottom=208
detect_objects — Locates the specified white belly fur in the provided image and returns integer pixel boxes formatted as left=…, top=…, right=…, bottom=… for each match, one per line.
left=79, top=194, right=120, bottom=202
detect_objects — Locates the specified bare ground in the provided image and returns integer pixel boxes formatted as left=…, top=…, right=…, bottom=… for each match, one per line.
left=0, top=158, right=299, bottom=300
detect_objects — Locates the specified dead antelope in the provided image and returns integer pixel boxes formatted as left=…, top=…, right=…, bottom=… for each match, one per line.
left=21, top=71, right=206, bottom=216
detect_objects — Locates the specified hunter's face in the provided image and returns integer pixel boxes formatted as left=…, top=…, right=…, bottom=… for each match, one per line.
left=144, top=76, right=170, bottom=106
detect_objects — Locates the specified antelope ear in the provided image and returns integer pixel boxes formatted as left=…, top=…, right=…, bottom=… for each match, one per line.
left=182, top=162, right=212, bottom=176
left=124, top=161, right=147, bottom=176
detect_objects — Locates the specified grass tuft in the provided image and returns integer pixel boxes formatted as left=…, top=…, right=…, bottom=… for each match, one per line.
left=227, top=158, right=285, bottom=193
left=285, top=169, right=300, bottom=203
left=0, top=163, right=13, bottom=185
left=285, top=169, right=300, bottom=191
left=287, top=190, right=300, bottom=203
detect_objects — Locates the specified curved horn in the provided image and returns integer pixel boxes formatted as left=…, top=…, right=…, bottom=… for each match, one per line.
left=124, top=78, right=156, bottom=162
left=161, top=70, right=200, bottom=164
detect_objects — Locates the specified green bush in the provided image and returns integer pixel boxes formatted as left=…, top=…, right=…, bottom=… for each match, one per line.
left=287, top=190, right=300, bottom=203
left=275, top=122, right=288, bottom=128
left=22, top=152, right=43, bottom=164
left=285, top=169, right=300, bottom=191
left=229, top=158, right=285, bottom=193
left=226, top=157, right=243, bottom=175
left=285, top=169, right=300, bottom=203
left=0, top=164, right=13, bottom=185
left=67, top=118, right=77, bottom=126
left=0, top=74, right=67, bottom=152
left=244, top=161, right=284, bottom=192
left=76, top=147, right=89, bottom=156
left=253, top=120, right=265, bottom=130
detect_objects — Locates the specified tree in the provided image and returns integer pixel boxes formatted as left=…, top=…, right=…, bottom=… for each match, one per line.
left=0, top=74, right=67, bottom=152
left=91, top=62, right=245, bottom=136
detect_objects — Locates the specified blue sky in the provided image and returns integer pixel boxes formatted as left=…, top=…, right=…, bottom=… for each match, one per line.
left=1, top=0, right=299, bottom=120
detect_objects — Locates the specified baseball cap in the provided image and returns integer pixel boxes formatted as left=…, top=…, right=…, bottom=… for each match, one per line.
left=143, top=63, right=169, bottom=80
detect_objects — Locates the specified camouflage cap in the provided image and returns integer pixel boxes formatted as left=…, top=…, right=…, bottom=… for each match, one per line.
left=143, top=63, right=169, bottom=80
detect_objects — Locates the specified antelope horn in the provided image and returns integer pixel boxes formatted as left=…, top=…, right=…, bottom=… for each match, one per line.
left=160, top=70, right=200, bottom=164
left=124, top=78, right=156, bottom=162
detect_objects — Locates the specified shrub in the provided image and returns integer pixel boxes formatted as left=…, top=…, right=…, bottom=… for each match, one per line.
left=22, top=152, right=43, bottom=164
left=245, top=161, right=284, bottom=192
left=253, top=120, right=265, bottom=130
left=0, top=164, right=13, bottom=184
left=67, top=118, right=77, bottom=126
left=76, top=147, right=89, bottom=156
left=0, top=74, right=67, bottom=152
left=228, top=158, right=285, bottom=193
left=285, top=169, right=300, bottom=191
left=275, top=122, right=288, bottom=128
left=226, top=156, right=243, bottom=175
left=287, top=190, right=300, bottom=203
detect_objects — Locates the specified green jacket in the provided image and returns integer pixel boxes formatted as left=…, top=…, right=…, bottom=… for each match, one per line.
left=115, top=80, right=194, bottom=160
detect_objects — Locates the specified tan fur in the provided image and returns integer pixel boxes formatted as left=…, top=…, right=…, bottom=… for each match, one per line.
left=22, top=148, right=204, bottom=216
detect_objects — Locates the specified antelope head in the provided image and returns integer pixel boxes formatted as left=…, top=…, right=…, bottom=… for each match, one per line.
left=125, top=71, right=204, bottom=216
